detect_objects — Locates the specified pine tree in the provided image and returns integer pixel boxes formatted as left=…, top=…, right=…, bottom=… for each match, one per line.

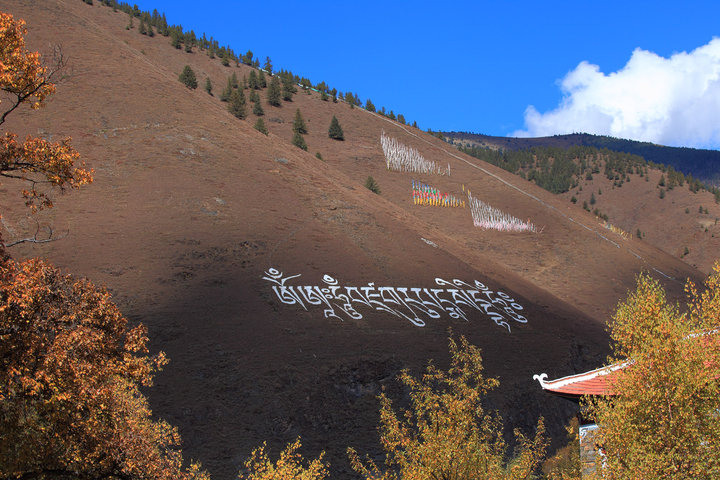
left=178, top=65, right=197, bottom=89
left=170, top=30, right=181, bottom=49
left=253, top=100, right=264, bottom=116
left=258, top=70, right=267, bottom=88
left=292, top=131, right=307, bottom=151
left=220, top=76, right=232, bottom=102
left=365, top=99, right=375, bottom=112
left=249, top=90, right=260, bottom=103
left=364, top=176, right=380, bottom=194
left=263, top=56, right=273, bottom=75
left=281, top=75, right=296, bottom=101
left=159, top=13, right=168, bottom=35
left=138, top=19, right=147, bottom=35
left=254, top=118, right=268, bottom=135
left=230, top=72, right=239, bottom=89
left=248, top=70, right=258, bottom=90
left=243, top=49, right=254, bottom=65
left=228, top=88, right=246, bottom=119
left=204, top=77, right=212, bottom=95
left=267, top=76, right=281, bottom=106
left=328, top=115, right=344, bottom=141
left=293, top=109, right=308, bottom=134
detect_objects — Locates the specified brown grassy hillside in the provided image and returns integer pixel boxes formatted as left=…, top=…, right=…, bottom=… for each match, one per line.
left=444, top=133, right=720, bottom=273
left=0, top=1, right=707, bottom=477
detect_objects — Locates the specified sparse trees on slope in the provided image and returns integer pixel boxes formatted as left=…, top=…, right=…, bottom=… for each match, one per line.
left=253, top=98, right=264, bottom=116
left=178, top=65, right=197, bottom=89
left=248, top=69, right=259, bottom=90
left=204, top=76, right=212, bottom=95
left=328, top=115, right=344, bottom=140
left=267, top=76, right=281, bottom=106
left=293, top=108, right=308, bottom=134
left=292, top=131, right=307, bottom=151
left=348, top=335, right=547, bottom=480
left=588, top=265, right=720, bottom=479
left=281, top=73, right=296, bottom=101
left=254, top=118, right=268, bottom=135
left=228, top=88, right=247, bottom=119
left=220, top=75, right=233, bottom=102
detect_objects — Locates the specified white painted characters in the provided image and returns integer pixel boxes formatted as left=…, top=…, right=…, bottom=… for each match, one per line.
left=262, top=268, right=528, bottom=332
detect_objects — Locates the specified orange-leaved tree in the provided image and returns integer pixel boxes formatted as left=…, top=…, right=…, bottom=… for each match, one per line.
left=587, top=264, right=720, bottom=479
left=0, top=11, right=91, bottom=217
left=0, top=256, right=208, bottom=480
left=0, top=11, right=207, bottom=480
left=347, top=335, right=547, bottom=480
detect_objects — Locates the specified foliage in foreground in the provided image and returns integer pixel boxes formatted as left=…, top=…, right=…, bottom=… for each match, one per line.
left=541, top=418, right=581, bottom=480
left=587, top=264, right=720, bottom=479
left=240, top=438, right=328, bottom=480
left=0, top=254, right=209, bottom=480
left=348, top=335, right=547, bottom=480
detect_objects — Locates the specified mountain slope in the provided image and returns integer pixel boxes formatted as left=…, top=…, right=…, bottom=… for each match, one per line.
left=442, top=132, right=720, bottom=273
left=0, top=1, right=705, bottom=477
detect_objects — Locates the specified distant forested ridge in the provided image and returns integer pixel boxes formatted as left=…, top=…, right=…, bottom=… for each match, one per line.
left=443, top=132, right=720, bottom=187
left=445, top=134, right=720, bottom=204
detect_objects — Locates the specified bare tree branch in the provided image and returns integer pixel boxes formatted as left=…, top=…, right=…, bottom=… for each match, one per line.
left=4, top=219, right=67, bottom=247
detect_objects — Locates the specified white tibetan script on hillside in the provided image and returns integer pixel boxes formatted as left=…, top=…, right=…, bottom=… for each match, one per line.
left=263, top=268, right=528, bottom=332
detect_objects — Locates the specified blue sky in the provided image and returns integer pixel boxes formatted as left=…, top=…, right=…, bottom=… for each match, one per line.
left=132, top=1, right=720, bottom=149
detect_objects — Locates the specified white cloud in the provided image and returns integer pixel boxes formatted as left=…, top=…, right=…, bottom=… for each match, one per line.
left=514, top=38, right=720, bottom=149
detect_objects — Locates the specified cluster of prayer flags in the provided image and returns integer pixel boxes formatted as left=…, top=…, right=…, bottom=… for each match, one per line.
left=411, top=180, right=465, bottom=207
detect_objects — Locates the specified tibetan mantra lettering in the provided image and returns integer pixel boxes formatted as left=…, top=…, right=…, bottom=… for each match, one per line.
left=262, top=268, right=528, bottom=332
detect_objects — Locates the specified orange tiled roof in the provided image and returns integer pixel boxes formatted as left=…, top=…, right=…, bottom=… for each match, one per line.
left=535, top=330, right=719, bottom=399
left=532, top=362, right=628, bottom=398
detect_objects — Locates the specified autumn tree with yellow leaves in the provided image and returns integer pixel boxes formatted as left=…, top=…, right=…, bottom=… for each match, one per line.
left=0, top=11, right=209, bottom=480
left=239, top=438, right=328, bottom=480
left=348, top=335, right=548, bottom=480
left=587, top=264, right=720, bottom=479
